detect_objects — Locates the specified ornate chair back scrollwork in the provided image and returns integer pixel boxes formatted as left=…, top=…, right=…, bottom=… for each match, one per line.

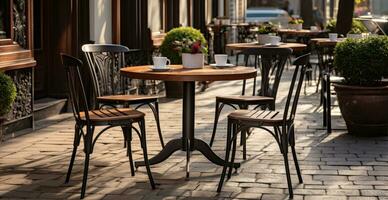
left=82, top=44, right=130, bottom=99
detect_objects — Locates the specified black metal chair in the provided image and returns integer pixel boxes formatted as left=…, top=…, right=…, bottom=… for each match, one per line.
left=210, top=48, right=293, bottom=159
left=60, top=54, right=155, bottom=199
left=82, top=44, right=164, bottom=148
left=316, top=45, right=344, bottom=133
left=217, top=53, right=309, bottom=199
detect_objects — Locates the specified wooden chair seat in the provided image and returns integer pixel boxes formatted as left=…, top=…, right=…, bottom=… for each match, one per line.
left=229, top=109, right=286, bottom=126
left=80, top=108, right=145, bottom=123
left=216, top=95, right=274, bottom=105
left=97, top=94, right=159, bottom=104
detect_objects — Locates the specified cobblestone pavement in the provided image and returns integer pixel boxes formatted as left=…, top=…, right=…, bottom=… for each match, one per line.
left=1, top=66, right=388, bottom=200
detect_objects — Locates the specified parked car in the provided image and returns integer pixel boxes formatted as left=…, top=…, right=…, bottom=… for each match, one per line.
left=245, top=8, right=290, bottom=26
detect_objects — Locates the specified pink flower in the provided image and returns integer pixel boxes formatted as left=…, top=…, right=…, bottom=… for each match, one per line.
left=191, top=41, right=201, bottom=54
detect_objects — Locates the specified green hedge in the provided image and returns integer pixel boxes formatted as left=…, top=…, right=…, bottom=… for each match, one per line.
left=334, top=36, right=388, bottom=86
left=0, top=73, right=16, bottom=116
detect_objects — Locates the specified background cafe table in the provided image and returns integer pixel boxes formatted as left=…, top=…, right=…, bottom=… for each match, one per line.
left=226, top=42, right=307, bottom=52
left=310, top=37, right=345, bottom=47
left=121, top=65, right=257, bottom=177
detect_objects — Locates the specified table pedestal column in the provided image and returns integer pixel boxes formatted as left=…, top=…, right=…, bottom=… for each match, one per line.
left=135, top=81, right=240, bottom=177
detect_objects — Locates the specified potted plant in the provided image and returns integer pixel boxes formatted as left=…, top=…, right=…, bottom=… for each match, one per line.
left=347, top=27, right=364, bottom=39
left=172, top=39, right=207, bottom=69
left=257, top=22, right=278, bottom=44
left=0, top=72, right=17, bottom=140
left=333, top=36, right=388, bottom=136
left=325, top=19, right=368, bottom=38
left=160, top=27, right=207, bottom=98
left=288, top=18, right=304, bottom=30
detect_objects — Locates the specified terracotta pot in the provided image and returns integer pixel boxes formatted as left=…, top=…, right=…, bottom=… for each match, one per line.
left=334, top=84, right=388, bottom=136
left=182, top=53, right=204, bottom=69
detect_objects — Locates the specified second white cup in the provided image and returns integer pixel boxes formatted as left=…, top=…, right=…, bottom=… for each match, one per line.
left=269, top=36, right=281, bottom=45
left=214, top=54, right=228, bottom=66
left=329, top=33, right=338, bottom=41
left=153, top=57, right=170, bottom=68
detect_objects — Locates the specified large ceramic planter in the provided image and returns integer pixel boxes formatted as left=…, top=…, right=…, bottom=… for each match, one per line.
left=334, top=84, right=388, bottom=136
left=182, top=53, right=204, bottom=69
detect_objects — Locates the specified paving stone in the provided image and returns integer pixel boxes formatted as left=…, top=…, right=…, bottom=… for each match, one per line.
left=0, top=67, right=387, bottom=199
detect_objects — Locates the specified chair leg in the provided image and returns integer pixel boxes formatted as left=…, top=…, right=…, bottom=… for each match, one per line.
left=139, top=119, right=156, bottom=189
left=241, top=129, right=247, bottom=160
left=148, top=102, right=165, bottom=148
left=210, top=101, right=224, bottom=147
left=326, top=78, right=332, bottom=133
left=228, top=123, right=238, bottom=179
left=289, top=126, right=303, bottom=183
left=281, top=126, right=293, bottom=199
left=80, top=125, right=94, bottom=199
left=217, top=119, right=233, bottom=193
left=123, top=126, right=135, bottom=176
left=65, top=124, right=82, bottom=183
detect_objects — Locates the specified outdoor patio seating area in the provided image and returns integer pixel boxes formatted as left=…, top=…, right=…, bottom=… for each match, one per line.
left=3, top=0, right=388, bottom=199
left=4, top=68, right=384, bottom=200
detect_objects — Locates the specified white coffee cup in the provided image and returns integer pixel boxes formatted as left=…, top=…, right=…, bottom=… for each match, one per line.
left=214, top=54, right=228, bottom=66
left=329, top=33, right=338, bottom=41
left=269, top=36, right=281, bottom=45
left=153, top=57, right=170, bottom=68
left=310, top=26, right=318, bottom=31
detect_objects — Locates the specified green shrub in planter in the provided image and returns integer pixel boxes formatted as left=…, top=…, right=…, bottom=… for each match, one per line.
left=257, top=22, right=278, bottom=34
left=0, top=72, right=16, bottom=117
left=334, top=36, right=388, bottom=86
left=160, top=27, right=207, bottom=64
left=325, top=19, right=368, bottom=34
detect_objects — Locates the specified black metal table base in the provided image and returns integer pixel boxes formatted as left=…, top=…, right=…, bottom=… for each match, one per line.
left=134, top=81, right=240, bottom=177
left=134, top=138, right=240, bottom=169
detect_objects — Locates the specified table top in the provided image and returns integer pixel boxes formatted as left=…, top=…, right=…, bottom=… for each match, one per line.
left=311, top=38, right=345, bottom=46
left=120, top=65, right=257, bottom=82
left=278, top=29, right=327, bottom=36
left=226, top=42, right=307, bottom=52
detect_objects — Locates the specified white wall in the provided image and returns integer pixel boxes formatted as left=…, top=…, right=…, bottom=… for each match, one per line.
left=148, top=0, right=162, bottom=32
left=89, top=0, right=112, bottom=44
left=180, top=0, right=188, bottom=26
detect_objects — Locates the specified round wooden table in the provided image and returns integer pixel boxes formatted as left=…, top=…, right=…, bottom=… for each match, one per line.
left=277, top=29, right=327, bottom=37
left=226, top=42, right=307, bottom=52
left=311, top=38, right=345, bottom=47
left=121, top=65, right=257, bottom=177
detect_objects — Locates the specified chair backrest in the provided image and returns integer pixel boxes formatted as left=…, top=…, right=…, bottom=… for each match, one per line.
left=283, top=53, right=310, bottom=123
left=242, top=48, right=293, bottom=100
left=82, top=44, right=130, bottom=98
left=60, top=53, right=90, bottom=122
left=315, top=45, right=335, bottom=72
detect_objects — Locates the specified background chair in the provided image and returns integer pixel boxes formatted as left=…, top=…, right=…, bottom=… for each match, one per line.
left=217, top=53, right=310, bottom=199
left=60, top=54, right=155, bottom=199
left=210, top=48, right=293, bottom=159
left=82, top=44, right=164, bottom=147
left=316, top=45, right=344, bottom=133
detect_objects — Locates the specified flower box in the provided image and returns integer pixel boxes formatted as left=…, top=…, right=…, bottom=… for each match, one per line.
left=182, top=53, right=204, bottom=69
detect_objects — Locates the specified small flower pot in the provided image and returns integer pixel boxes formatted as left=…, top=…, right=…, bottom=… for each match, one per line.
left=182, top=53, right=204, bottom=69
left=257, top=34, right=272, bottom=45
left=289, top=24, right=302, bottom=30
left=347, top=33, right=363, bottom=39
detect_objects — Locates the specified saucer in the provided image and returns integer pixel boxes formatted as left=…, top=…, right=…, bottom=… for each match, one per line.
left=149, top=66, right=170, bottom=72
left=210, top=63, right=235, bottom=68
left=264, top=42, right=284, bottom=47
